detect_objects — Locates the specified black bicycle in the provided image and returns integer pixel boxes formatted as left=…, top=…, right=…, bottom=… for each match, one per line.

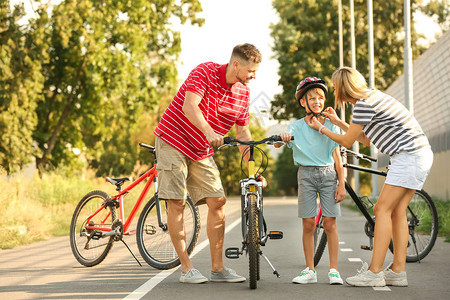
left=219, top=135, right=289, bottom=289
left=313, top=147, right=438, bottom=266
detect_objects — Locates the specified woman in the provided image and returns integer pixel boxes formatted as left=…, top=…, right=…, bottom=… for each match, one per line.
left=306, top=67, right=433, bottom=287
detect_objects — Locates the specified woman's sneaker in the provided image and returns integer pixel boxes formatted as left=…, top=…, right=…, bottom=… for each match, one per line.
left=292, top=267, right=317, bottom=284
left=384, top=264, right=408, bottom=287
left=179, top=268, right=208, bottom=284
left=345, top=262, right=385, bottom=287
left=328, top=268, right=344, bottom=285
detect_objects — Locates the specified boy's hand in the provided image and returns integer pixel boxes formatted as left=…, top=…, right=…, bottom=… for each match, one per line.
left=322, top=107, right=341, bottom=125
left=280, top=132, right=292, bottom=142
left=335, top=183, right=346, bottom=203
left=256, top=173, right=268, bottom=188
left=274, top=132, right=292, bottom=148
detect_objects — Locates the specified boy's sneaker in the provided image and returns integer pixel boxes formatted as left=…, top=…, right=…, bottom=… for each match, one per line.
left=210, top=267, right=246, bottom=282
left=384, top=264, right=408, bottom=287
left=292, top=267, right=317, bottom=284
left=179, top=268, right=208, bottom=284
left=345, top=262, right=385, bottom=287
left=328, top=268, right=344, bottom=285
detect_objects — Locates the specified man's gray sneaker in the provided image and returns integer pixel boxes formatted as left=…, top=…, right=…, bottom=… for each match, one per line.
left=384, top=264, right=408, bottom=287
left=345, top=262, right=385, bottom=287
left=210, top=267, right=246, bottom=282
left=180, top=268, right=208, bottom=284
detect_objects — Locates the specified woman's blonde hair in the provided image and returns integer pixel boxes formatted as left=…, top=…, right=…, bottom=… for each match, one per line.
left=332, top=67, right=375, bottom=109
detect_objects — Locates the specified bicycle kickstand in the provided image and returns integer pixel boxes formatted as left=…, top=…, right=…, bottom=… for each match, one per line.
left=120, top=239, right=143, bottom=267
left=260, top=251, right=281, bottom=278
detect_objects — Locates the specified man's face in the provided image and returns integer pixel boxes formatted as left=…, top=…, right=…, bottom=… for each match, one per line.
left=235, top=61, right=259, bottom=85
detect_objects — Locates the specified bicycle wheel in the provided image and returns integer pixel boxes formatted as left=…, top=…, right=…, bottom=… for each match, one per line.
left=70, top=190, right=117, bottom=267
left=136, top=196, right=200, bottom=270
left=405, top=189, right=438, bottom=262
left=248, top=194, right=259, bottom=289
left=313, top=215, right=328, bottom=267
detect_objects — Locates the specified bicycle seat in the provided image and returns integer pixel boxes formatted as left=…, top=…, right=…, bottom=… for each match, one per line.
left=106, top=177, right=132, bottom=187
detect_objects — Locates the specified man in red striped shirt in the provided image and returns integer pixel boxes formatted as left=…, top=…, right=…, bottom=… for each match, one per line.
left=154, top=43, right=263, bottom=283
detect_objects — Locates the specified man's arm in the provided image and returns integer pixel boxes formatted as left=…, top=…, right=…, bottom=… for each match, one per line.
left=182, top=91, right=223, bottom=147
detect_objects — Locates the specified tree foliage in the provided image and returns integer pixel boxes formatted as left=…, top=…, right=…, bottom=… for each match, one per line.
left=0, top=3, right=44, bottom=173
left=0, top=0, right=203, bottom=176
left=273, top=145, right=298, bottom=196
left=270, top=0, right=446, bottom=120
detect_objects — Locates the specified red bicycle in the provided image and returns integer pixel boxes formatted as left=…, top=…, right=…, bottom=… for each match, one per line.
left=69, top=143, right=201, bottom=269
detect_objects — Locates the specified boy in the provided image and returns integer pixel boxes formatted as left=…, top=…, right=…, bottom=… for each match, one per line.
left=276, top=77, right=345, bottom=284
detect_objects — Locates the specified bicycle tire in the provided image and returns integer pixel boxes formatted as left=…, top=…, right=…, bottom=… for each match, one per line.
left=248, top=194, right=259, bottom=289
left=70, top=190, right=117, bottom=267
left=313, top=215, right=328, bottom=267
left=405, top=189, right=438, bottom=262
left=136, top=195, right=200, bottom=270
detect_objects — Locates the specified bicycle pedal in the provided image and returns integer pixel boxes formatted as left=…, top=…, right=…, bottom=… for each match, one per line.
left=225, top=247, right=240, bottom=259
left=90, top=231, right=102, bottom=240
left=268, top=231, right=283, bottom=239
left=361, top=245, right=373, bottom=250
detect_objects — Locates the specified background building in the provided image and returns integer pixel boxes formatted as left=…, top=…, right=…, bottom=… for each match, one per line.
left=379, top=30, right=450, bottom=200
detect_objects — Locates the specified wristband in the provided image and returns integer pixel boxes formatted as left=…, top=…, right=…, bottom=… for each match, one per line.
left=319, top=125, right=326, bottom=135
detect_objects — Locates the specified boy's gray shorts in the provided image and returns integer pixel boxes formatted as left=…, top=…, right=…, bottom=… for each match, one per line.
left=297, top=165, right=341, bottom=218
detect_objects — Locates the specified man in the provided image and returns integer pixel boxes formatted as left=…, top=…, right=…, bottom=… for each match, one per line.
left=153, top=43, right=263, bottom=283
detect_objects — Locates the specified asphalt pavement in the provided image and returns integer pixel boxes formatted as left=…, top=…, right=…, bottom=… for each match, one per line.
left=1, top=197, right=449, bottom=300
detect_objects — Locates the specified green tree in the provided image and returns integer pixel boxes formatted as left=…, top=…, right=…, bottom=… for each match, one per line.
left=270, top=0, right=446, bottom=120
left=273, top=146, right=298, bottom=196
left=26, top=0, right=203, bottom=175
left=0, top=2, right=46, bottom=173
left=422, top=0, right=449, bottom=32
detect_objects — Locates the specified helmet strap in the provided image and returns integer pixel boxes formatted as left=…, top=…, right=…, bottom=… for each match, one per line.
left=304, top=93, right=324, bottom=118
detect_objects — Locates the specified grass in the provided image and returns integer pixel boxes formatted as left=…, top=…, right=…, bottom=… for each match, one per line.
left=0, top=168, right=151, bottom=250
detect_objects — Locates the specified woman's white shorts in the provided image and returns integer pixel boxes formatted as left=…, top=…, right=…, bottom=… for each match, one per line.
left=385, top=146, right=433, bottom=190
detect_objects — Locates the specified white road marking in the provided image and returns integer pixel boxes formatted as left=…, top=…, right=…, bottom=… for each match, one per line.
left=373, top=286, right=391, bottom=291
left=348, top=258, right=362, bottom=262
left=340, top=248, right=353, bottom=252
left=124, top=217, right=242, bottom=300
left=339, top=241, right=346, bottom=245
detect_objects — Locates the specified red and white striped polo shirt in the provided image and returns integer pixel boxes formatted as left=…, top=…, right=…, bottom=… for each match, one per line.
left=154, top=62, right=250, bottom=161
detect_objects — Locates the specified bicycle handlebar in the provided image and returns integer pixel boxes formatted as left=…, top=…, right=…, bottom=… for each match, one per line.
left=222, top=135, right=294, bottom=147
left=342, top=147, right=377, bottom=162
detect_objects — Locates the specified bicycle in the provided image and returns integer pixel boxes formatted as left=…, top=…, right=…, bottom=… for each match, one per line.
left=313, top=147, right=438, bottom=266
left=219, top=135, right=290, bottom=289
left=70, top=143, right=201, bottom=269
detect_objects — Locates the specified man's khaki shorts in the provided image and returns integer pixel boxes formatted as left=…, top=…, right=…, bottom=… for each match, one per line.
left=155, top=136, right=225, bottom=205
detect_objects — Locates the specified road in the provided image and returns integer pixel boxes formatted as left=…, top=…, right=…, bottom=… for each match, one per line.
left=1, top=197, right=449, bottom=299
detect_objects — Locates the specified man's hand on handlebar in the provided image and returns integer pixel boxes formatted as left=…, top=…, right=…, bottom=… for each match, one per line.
left=206, top=131, right=224, bottom=147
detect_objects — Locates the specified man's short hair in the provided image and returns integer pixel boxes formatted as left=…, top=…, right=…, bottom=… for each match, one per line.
left=231, top=43, right=262, bottom=64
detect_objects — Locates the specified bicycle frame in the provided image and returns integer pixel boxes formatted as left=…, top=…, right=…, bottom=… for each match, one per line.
left=82, top=141, right=168, bottom=239
left=239, top=147, right=264, bottom=240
